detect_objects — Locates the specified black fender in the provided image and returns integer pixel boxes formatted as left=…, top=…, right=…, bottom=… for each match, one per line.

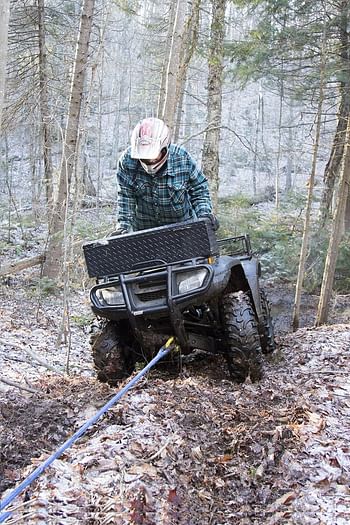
left=240, top=258, right=263, bottom=323
left=216, top=255, right=263, bottom=324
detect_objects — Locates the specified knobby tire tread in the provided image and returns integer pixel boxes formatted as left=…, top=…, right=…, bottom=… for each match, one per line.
left=91, top=321, right=131, bottom=386
left=221, top=291, right=263, bottom=383
left=259, top=289, right=276, bottom=354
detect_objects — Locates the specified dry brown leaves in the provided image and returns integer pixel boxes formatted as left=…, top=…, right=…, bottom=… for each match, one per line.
left=1, top=284, right=350, bottom=524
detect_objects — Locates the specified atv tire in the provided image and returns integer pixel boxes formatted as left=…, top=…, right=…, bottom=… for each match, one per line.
left=259, top=289, right=276, bottom=354
left=221, top=291, right=263, bottom=383
left=91, top=321, right=135, bottom=386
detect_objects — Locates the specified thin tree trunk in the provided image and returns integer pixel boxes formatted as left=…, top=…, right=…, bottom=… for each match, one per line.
left=345, top=195, right=350, bottom=230
left=157, top=1, right=177, bottom=118
left=318, top=1, right=350, bottom=227
left=174, top=82, right=186, bottom=142
left=160, top=0, right=187, bottom=131
left=318, top=87, right=350, bottom=225
left=285, top=101, right=294, bottom=192
left=173, top=0, right=202, bottom=139
left=38, top=0, right=54, bottom=208
left=3, top=135, right=10, bottom=241
left=275, top=79, right=284, bottom=210
left=292, top=20, right=327, bottom=331
left=29, top=118, right=40, bottom=220
left=43, top=0, right=95, bottom=279
left=252, top=86, right=262, bottom=196
left=0, top=0, right=10, bottom=129
left=316, top=115, right=350, bottom=325
left=202, top=0, right=227, bottom=212
left=96, top=48, right=104, bottom=214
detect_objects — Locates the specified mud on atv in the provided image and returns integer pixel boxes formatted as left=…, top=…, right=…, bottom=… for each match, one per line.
left=83, top=218, right=275, bottom=386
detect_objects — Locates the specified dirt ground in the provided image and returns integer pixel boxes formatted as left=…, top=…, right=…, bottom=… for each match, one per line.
left=0, top=274, right=350, bottom=524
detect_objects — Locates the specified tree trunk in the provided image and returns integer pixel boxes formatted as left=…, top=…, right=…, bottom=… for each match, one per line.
left=43, top=0, right=95, bottom=279
left=316, top=115, right=350, bottom=326
left=252, top=86, right=262, bottom=196
left=37, top=0, right=54, bottom=208
left=201, top=0, right=227, bottom=212
left=285, top=100, right=294, bottom=192
left=160, top=0, right=187, bottom=131
left=318, top=87, right=350, bottom=225
left=157, top=1, right=177, bottom=118
left=345, top=194, right=350, bottom=230
left=318, top=1, right=350, bottom=227
left=292, top=20, right=327, bottom=331
left=275, top=79, right=284, bottom=210
left=0, top=0, right=10, bottom=128
left=173, top=0, right=201, bottom=139
left=174, top=81, right=186, bottom=143
left=29, top=117, right=41, bottom=220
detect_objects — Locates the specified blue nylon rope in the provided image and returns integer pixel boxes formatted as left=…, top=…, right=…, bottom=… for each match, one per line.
left=0, top=338, right=175, bottom=523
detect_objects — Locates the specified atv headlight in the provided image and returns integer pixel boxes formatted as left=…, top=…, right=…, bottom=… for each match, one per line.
left=97, top=286, right=124, bottom=305
left=177, top=268, right=208, bottom=294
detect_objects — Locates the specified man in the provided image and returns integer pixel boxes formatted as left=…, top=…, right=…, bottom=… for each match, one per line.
left=114, top=117, right=218, bottom=233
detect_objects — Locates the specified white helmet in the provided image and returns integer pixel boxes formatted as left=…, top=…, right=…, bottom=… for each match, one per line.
left=131, top=117, right=170, bottom=174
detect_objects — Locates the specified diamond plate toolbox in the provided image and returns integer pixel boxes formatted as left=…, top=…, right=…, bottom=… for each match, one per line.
left=83, top=219, right=219, bottom=278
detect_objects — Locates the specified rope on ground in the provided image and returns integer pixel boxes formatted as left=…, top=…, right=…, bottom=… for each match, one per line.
left=0, top=337, right=177, bottom=524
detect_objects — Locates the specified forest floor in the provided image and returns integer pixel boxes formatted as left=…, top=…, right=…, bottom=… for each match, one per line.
left=0, top=269, right=350, bottom=524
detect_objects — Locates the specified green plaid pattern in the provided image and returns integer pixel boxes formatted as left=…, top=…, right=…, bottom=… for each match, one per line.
left=116, top=144, right=212, bottom=231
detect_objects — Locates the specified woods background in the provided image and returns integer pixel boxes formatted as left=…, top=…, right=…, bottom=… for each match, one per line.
left=1, top=0, right=350, bottom=328
left=1, top=4, right=350, bottom=522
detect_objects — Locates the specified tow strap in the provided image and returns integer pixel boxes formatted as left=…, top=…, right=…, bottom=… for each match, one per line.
left=0, top=337, right=177, bottom=523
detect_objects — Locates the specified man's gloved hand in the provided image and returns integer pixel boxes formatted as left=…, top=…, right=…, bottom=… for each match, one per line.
left=108, top=226, right=131, bottom=237
left=199, top=213, right=220, bottom=231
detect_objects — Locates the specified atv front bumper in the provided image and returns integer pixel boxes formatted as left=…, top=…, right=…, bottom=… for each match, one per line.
left=90, top=261, right=216, bottom=351
left=90, top=262, right=214, bottom=318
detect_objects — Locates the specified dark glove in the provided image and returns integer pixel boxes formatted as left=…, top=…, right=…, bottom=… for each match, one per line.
left=199, top=213, right=220, bottom=231
left=108, top=226, right=131, bottom=237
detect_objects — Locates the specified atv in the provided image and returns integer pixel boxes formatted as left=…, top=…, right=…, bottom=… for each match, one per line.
left=83, top=218, right=275, bottom=386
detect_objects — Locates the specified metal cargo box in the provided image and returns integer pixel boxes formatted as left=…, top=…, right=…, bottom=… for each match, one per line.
left=83, top=219, right=219, bottom=278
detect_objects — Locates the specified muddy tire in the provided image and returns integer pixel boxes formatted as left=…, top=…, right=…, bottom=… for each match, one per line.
left=259, top=289, right=276, bottom=354
left=221, top=291, right=263, bottom=383
left=91, top=321, right=134, bottom=386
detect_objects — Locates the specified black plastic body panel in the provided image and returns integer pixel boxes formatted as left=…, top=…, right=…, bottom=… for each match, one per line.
left=83, top=219, right=219, bottom=278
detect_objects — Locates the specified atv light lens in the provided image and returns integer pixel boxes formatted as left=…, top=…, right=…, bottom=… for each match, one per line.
left=97, top=287, right=124, bottom=305
left=177, top=268, right=208, bottom=294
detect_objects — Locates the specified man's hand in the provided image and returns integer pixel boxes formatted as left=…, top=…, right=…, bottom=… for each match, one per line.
left=199, top=213, right=220, bottom=231
left=108, top=226, right=131, bottom=237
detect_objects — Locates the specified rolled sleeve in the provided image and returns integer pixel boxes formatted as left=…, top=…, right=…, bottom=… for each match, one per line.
left=116, top=158, right=135, bottom=230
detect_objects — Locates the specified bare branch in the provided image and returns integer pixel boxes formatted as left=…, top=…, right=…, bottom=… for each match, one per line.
left=180, top=124, right=254, bottom=152
left=0, top=375, right=39, bottom=394
left=0, top=254, right=45, bottom=277
left=0, top=338, right=64, bottom=375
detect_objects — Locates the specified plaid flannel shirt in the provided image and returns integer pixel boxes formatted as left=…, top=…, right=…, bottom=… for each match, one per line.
left=116, top=144, right=212, bottom=231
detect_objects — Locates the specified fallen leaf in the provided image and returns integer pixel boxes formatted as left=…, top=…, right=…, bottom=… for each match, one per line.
left=268, top=491, right=296, bottom=512
left=214, top=454, right=233, bottom=464
left=167, top=488, right=181, bottom=505
left=128, top=463, right=158, bottom=477
left=191, top=446, right=202, bottom=460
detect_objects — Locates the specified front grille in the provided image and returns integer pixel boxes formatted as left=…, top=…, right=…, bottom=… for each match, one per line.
left=133, top=275, right=167, bottom=303
left=135, top=290, right=167, bottom=302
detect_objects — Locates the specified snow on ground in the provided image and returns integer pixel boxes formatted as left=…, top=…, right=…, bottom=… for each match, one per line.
left=0, top=274, right=350, bottom=524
